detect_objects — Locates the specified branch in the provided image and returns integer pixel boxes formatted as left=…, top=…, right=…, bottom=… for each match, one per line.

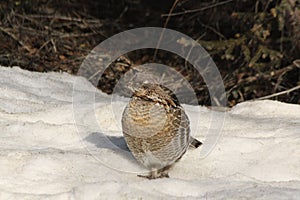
left=161, top=0, right=234, bottom=17
left=257, top=85, right=300, bottom=100
left=0, top=27, right=33, bottom=53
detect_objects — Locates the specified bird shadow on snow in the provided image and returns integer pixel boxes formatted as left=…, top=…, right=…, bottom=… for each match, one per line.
left=83, top=132, right=142, bottom=165
left=84, top=132, right=130, bottom=152
left=84, top=132, right=147, bottom=172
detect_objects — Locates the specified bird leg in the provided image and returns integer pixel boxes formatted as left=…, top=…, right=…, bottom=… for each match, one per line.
left=138, top=166, right=171, bottom=179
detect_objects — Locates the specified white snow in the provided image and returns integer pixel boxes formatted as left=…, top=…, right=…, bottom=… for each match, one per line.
left=0, top=66, right=299, bottom=199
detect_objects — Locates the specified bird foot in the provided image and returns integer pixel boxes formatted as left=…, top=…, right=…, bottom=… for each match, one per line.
left=138, top=171, right=169, bottom=179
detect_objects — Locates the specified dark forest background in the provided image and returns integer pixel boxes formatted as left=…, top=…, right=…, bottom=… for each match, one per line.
left=0, top=0, right=299, bottom=106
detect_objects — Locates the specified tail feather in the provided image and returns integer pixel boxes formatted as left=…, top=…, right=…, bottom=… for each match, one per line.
left=190, top=137, right=202, bottom=148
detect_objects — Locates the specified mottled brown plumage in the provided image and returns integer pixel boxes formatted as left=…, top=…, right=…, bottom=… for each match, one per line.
left=122, top=83, right=201, bottom=179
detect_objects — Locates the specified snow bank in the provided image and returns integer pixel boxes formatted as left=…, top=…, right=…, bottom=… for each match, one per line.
left=0, top=66, right=299, bottom=199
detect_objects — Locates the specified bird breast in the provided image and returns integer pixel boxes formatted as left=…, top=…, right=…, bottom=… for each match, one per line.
left=124, top=98, right=168, bottom=138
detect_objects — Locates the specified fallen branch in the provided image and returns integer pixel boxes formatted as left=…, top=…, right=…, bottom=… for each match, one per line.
left=15, top=13, right=101, bottom=23
left=257, top=85, right=300, bottom=100
left=0, top=27, right=33, bottom=53
left=161, top=0, right=234, bottom=17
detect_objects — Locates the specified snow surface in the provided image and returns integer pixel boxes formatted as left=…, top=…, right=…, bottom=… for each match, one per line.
left=0, top=66, right=299, bottom=199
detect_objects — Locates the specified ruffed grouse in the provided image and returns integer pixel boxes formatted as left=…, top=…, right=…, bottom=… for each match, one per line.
left=122, top=83, right=202, bottom=179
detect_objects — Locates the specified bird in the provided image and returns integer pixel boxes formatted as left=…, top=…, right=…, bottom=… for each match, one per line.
left=122, top=83, right=202, bottom=179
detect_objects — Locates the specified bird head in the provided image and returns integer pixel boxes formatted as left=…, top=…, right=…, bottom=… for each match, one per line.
left=133, top=83, right=178, bottom=108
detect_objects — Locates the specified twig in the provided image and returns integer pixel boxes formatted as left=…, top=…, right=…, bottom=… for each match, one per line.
left=257, top=85, right=300, bottom=100
left=199, top=22, right=226, bottom=39
left=18, top=26, right=100, bottom=38
left=37, top=39, right=51, bottom=53
left=15, top=14, right=101, bottom=23
left=118, top=6, right=129, bottom=19
left=51, top=39, right=57, bottom=53
left=153, top=0, right=180, bottom=61
left=58, top=32, right=99, bottom=38
left=0, top=27, right=32, bottom=53
left=161, top=0, right=234, bottom=17
left=293, top=59, right=300, bottom=68
left=228, top=62, right=297, bottom=94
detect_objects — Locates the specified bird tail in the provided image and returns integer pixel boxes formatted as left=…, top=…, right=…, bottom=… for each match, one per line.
left=189, top=137, right=202, bottom=148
